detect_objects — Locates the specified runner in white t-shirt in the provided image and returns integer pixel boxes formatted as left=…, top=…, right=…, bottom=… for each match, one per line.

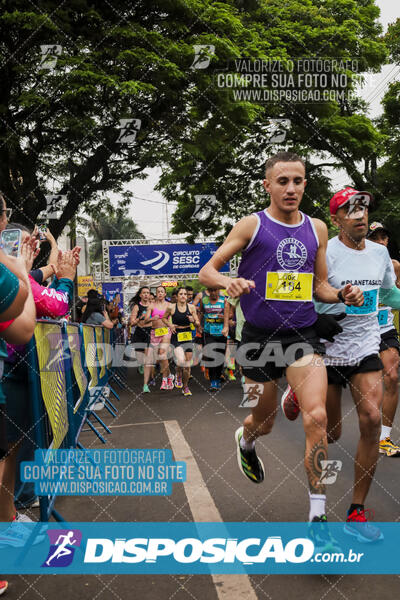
left=282, top=188, right=400, bottom=542
left=314, top=236, right=394, bottom=365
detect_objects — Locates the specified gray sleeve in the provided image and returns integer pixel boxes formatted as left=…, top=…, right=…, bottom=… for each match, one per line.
left=87, top=312, right=106, bottom=325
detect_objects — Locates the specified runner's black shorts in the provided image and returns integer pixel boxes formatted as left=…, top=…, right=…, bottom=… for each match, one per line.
left=238, top=321, right=325, bottom=383
left=130, top=327, right=151, bottom=348
left=228, top=325, right=237, bottom=342
left=379, top=328, right=400, bottom=355
left=170, top=328, right=194, bottom=353
left=326, top=354, right=383, bottom=388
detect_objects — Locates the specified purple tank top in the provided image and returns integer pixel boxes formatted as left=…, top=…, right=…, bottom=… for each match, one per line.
left=238, top=210, right=318, bottom=332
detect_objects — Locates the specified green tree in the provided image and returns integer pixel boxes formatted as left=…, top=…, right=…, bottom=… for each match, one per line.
left=82, top=208, right=144, bottom=262
left=373, top=18, right=400, bottom=255
left=167, top=0, right=387, bottom=238
left=0, top=0, right=386, bottom=240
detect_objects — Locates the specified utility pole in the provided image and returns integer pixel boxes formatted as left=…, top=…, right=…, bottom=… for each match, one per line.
left=69, top=216, right=78, bottom=321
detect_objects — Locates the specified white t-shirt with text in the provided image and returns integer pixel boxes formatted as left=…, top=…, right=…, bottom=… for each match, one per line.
left=314, top=236, right=395, bottom=365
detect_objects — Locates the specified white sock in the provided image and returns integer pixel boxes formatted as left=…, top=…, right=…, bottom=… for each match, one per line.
left=240, top=435, right=255, bottom=452
left=162, top=376, right=168, bottom=382
left=380, top=425, right=392, bottom=441
left=308, top=493, right=326, bottom=521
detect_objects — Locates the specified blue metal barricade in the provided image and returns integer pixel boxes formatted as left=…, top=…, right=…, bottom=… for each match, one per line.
left=26, top=320, right=120, bottom=521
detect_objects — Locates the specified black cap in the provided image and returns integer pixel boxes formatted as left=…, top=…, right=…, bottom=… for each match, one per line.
left=367, top=221, right=390, bottom=238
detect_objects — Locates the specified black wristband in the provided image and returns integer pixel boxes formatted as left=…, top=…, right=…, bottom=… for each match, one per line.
left=337, top=289, right=345, bottom=303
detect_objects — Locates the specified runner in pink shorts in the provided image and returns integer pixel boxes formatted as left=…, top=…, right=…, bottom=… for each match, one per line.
left=144, top=285, right=174, bottom=390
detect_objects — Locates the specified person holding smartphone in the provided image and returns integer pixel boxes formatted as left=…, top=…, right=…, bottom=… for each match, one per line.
left=0, top=239, right=79, bottom=527
left=0, top=238, right=37, bottom=561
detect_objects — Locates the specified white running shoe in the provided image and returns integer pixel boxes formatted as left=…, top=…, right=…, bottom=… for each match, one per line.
left=14, top=512, right=33, bottom=523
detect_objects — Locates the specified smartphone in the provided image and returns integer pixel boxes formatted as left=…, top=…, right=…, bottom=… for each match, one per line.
left=37, top=224, right=47, bottom=241
left=0, top=229, right=22, bottom=257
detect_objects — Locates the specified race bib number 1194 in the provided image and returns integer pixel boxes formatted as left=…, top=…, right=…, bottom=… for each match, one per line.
left=266, top=272, right=313, bottom=302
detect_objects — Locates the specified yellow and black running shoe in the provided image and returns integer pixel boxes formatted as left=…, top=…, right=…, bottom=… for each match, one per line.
left=235, top=427, right=265, bottom=484
left=379, top=437, right=400, bottom=457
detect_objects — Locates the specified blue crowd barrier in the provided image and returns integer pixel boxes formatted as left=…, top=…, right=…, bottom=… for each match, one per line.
left=26, top=319, right=122, bottom=521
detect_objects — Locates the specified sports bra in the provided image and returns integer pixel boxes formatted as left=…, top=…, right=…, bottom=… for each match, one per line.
left=152, top=304, right=167, bottom=319
left=172, top=304, right=191, bottom=327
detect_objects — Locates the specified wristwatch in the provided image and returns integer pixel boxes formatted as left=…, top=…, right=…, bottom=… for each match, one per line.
left=337, top=289, right=345, bottom=303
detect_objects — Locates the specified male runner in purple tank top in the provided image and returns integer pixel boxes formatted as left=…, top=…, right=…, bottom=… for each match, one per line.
left=199, top=152, right=363, bottom=541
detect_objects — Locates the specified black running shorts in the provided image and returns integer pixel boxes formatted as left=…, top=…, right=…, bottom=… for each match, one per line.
left=326, top=354, right=383, bottom=388
left=130, top=327, right=151, bottom=348
left=238, top=322, right=325, bottom=383
left=170, top=329, right=194, bottom=353
left=379, top=328, right=400, bottom=355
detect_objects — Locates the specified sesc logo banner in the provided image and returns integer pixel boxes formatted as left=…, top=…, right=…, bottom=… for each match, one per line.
left=108, top=243, right=230, bottom=276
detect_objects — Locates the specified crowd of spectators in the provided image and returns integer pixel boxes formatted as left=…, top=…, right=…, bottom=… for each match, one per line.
left=0, top=192, right=81, bottom=593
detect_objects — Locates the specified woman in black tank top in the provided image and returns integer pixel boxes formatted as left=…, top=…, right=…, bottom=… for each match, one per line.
left=129, top=286, right=153, bottom=393
left=172, top=304, right=192, bottom=328
left=162, top=287, right=200, bottom=397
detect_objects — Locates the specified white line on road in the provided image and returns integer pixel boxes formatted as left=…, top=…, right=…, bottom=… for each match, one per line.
left=164, top=419, right=258, bottom=600
left=109, top=421, right=164, bottom=428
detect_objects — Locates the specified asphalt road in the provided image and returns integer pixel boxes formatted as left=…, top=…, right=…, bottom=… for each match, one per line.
left=6, top=365, right=400, bottom=599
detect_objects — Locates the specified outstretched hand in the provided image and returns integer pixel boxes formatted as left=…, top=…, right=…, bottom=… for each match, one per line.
left=55, top=250, right=77, bottom=281
left=19, top=238, right=35, bottom=273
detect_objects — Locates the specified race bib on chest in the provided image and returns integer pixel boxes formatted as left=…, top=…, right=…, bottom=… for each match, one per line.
left=378, top=307, right=389, bottom=327
left=177, top=331, right=192, bottom=342
left=154, top=327, right=168, bottom=337
left=346, top=288, right=378, bottom=316
left=266, top=272, right=313, bottom=302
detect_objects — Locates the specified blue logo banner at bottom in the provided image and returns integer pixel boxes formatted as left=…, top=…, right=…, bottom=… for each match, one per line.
left=0, top=522, right=397, bottom=574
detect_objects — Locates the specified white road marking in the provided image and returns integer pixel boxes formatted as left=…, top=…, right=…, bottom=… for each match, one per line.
left=164, top=419, right=258, bottom=600
left=109, top=421, right=164, bottom=428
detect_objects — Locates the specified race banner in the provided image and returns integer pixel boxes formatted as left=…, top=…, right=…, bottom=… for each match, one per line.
left=108, top=243, right=230, bottom=277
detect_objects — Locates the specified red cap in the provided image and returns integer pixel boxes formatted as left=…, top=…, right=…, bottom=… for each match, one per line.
left=329, top=187, right=373, bottom=215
